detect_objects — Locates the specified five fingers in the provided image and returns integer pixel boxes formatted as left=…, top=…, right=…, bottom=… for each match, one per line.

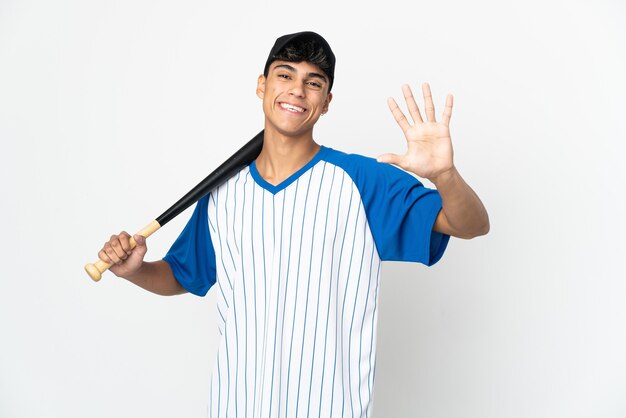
left=388, top=83, right=453, bottom=128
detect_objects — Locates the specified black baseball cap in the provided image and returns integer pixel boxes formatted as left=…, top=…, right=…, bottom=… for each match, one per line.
left=263, top=31, right=336, bottom=91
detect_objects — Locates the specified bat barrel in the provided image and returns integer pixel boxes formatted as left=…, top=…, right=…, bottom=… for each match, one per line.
left=156, top=130, right=264, bottom=226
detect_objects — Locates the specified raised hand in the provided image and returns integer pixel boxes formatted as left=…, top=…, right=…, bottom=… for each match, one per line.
left=378, top=83, right=454, bottom=182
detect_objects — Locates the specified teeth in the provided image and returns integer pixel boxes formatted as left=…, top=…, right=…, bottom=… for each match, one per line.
left=280, top=103, right=305, bottom=113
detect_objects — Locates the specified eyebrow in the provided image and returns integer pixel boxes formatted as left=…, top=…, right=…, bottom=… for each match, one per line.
left=273, top=63, right=328, bottom=83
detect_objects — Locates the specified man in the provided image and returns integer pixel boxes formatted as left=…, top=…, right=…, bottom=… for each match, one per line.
left=98, top=31, right=489, bottom=418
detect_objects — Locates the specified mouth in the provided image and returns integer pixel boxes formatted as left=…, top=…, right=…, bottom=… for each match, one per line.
left=279, top=102, right=307, bottom=114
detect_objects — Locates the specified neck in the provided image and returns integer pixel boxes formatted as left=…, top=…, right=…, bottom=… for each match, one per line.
left=254, top=126, right=320, bottom=186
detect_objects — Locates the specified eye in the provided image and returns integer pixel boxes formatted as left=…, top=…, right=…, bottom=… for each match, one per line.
left=307, top=81, right=322, bottom=89
left=278, top=74, right=290, bottom=79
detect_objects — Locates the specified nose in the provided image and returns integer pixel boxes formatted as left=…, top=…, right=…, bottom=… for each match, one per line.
left=288, top=81, right=305, bottom=98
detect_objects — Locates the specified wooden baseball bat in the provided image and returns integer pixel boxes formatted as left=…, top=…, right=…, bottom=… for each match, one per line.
left=84, top=130, right=264, bottom=282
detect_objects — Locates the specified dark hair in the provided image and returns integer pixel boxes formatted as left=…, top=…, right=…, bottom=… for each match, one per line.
left=264, top=39, right=333, bottom=80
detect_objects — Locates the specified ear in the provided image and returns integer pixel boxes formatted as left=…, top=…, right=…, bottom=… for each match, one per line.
left=256, top=74, right=266, bottom=99
left=322, top=92, right=333, bottom=114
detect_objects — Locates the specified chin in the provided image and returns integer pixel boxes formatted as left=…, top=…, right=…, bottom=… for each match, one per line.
left=266, top=121, right=307, bottom=136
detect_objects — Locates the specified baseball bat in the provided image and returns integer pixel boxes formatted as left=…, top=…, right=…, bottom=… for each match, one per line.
left=84, top=130, right=264, bottom=282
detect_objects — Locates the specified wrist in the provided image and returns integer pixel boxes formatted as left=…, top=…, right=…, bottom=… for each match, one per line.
left=430, top=165, right=458, bottom=187
left=122, top=261, right=148, bottom=281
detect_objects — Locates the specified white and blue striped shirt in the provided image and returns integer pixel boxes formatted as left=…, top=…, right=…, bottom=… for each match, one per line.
left=164, top=146, right=448, bottom=418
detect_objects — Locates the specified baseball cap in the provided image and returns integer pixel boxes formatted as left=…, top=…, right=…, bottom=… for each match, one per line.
left=263, top=31, right=336, bottom=91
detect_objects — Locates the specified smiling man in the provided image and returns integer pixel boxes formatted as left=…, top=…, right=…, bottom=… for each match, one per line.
left=254, top=33, right=334, bottom=187
left=97, top=31, right=489, bottom=418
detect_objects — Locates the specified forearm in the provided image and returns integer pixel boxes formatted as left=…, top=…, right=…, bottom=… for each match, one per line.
left=431, top=166, right=489, bottom=239
left=123, top=260, right=187, bottom=296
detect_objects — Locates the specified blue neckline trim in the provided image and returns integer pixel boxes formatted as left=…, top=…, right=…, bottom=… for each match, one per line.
left=249, top=146, right=329, bottom=194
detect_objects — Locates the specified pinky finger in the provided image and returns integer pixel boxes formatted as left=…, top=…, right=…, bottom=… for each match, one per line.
left=441, top=94, right=453, bottom=126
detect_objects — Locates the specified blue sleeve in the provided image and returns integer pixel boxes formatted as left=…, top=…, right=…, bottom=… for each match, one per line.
left=329, top=151, right=449, bottom=265
left=162, top=195, right=216, bottom=296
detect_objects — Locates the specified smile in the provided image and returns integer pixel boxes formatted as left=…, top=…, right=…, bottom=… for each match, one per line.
left=279, top=102, right=306, bottom=113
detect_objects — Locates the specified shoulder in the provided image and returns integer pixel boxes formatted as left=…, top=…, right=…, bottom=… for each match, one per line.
left=320, top=146, right=378, bottom=168
left=319, top=146, right=423, bottom=188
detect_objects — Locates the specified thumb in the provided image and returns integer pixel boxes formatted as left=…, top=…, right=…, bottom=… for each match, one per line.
left=133, top=234, right=148, bottom=257
left=377, top=153, right=402, bottom=166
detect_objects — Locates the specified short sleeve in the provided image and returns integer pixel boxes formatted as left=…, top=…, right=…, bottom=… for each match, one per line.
left=163, top=195, right=216, bottom=296
left=373, top=168, right=448, bottom=265
left=326, top=151, right=449, bottom=265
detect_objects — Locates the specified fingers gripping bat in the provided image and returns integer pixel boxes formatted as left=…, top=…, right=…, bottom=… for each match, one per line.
left=84, top=130, right=264, bottom=281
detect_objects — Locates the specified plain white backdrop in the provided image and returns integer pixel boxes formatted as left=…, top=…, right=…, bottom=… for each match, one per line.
left=1, top=0, right=625, bottom=417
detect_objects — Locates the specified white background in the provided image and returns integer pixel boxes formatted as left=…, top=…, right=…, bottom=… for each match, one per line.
left=1, top=0, right=625, bottom=417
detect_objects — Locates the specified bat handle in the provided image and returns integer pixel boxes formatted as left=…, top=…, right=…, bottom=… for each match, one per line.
left=84, top=220, right=161, bottom=282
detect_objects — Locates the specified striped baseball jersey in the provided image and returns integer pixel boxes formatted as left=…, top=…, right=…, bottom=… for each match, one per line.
left=163, top=146, right=449, bottom=418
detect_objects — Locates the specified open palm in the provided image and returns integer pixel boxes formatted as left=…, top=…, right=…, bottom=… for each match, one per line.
left=378, top=83, right=454, bottom=181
